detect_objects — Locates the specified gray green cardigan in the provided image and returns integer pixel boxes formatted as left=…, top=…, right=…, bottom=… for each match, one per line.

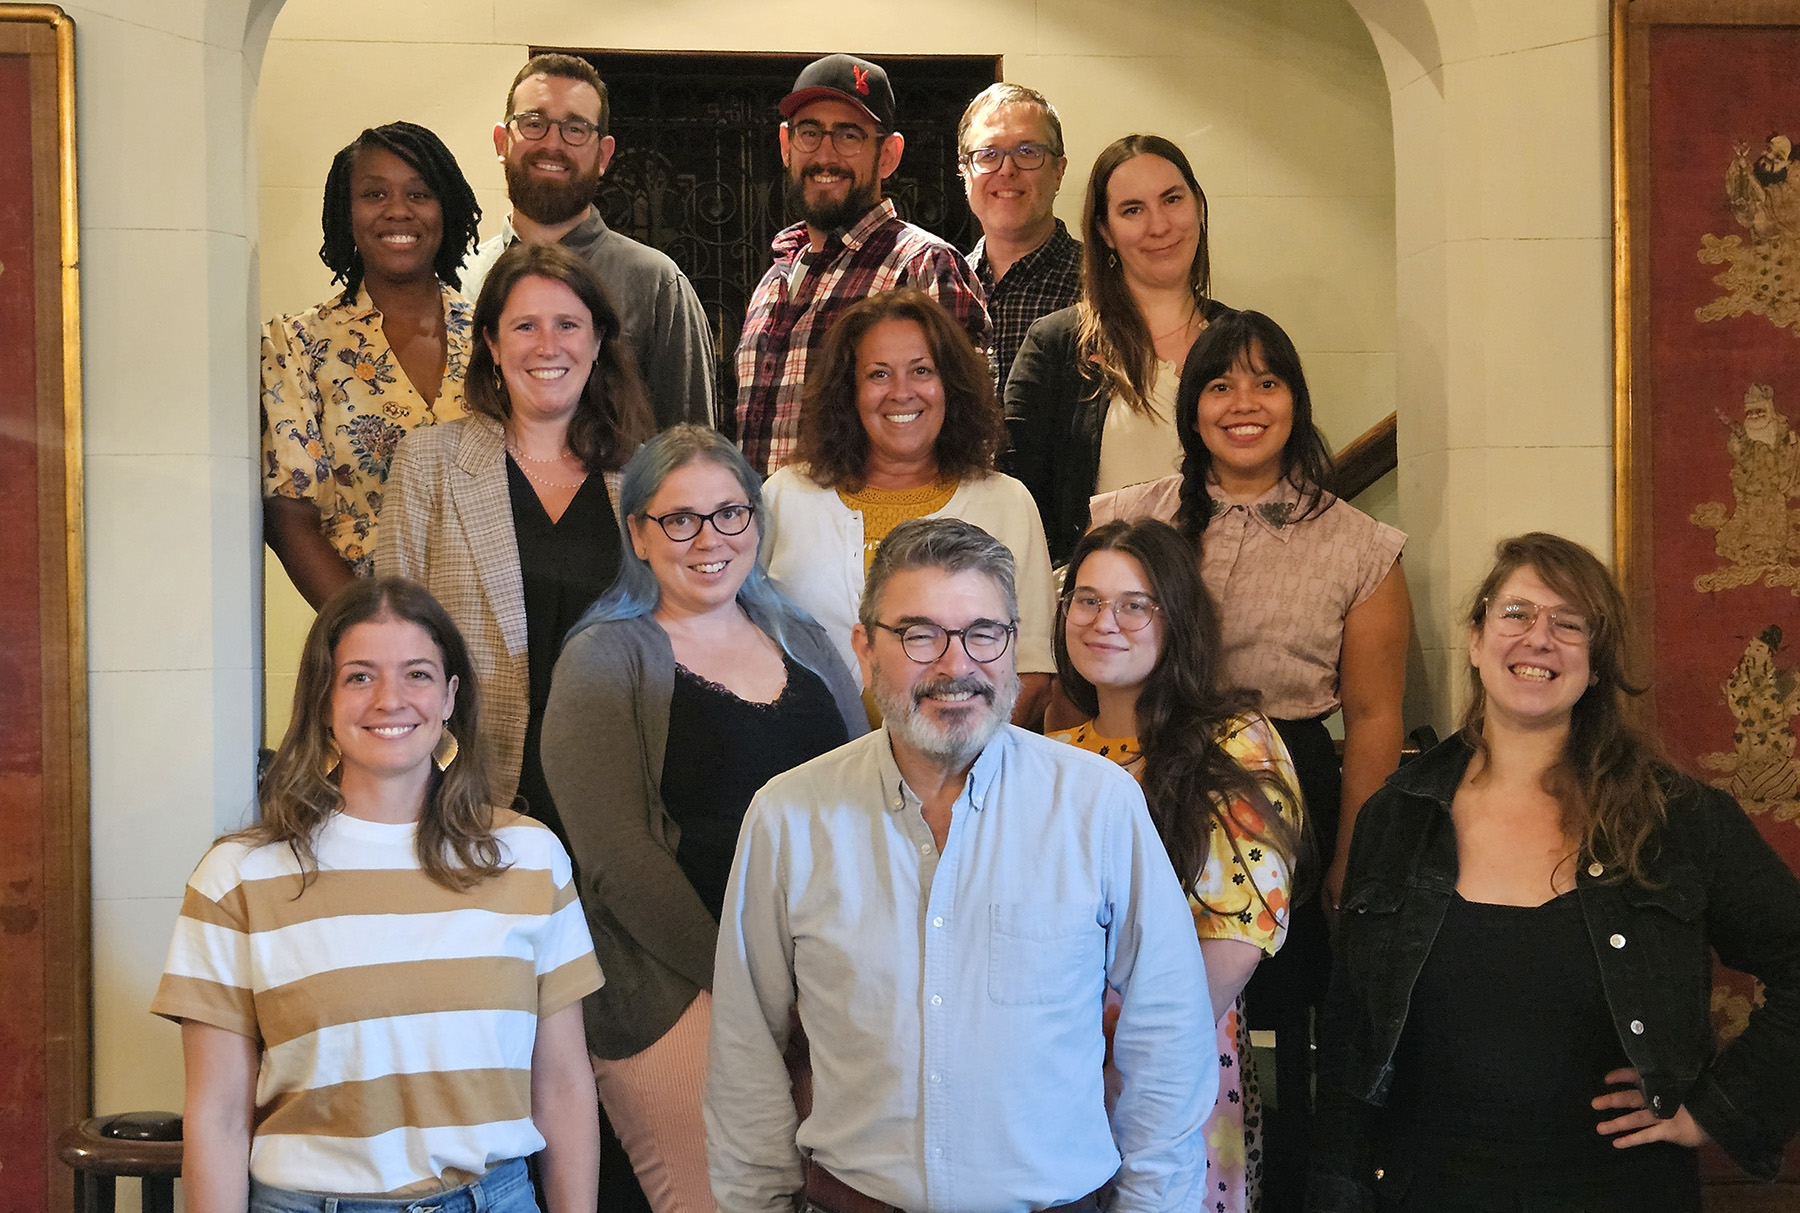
left=540, top=611, right=867, bottom=1059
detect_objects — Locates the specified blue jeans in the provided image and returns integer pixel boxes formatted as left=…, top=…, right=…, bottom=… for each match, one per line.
left=248, top=1157, right=536, bottom=1213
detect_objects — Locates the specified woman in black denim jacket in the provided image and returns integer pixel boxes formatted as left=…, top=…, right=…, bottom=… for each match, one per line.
left=1308, top=533, right=1800, bottom=1213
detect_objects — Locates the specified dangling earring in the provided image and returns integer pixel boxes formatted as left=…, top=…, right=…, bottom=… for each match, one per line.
left=324, top=735, right=342, bottom=776
left=1107, top=248, right=1119, bottom=268
left=433, top=729, right=460, bottom=772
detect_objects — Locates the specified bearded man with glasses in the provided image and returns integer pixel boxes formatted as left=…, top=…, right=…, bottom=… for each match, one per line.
left=462, top=52, right=716, bottom=431
left=958, top=83, right=1082, bottom=401
left=735, top=53, right=990, bottom=478
left=707, top=517, right=1213, bottom=1213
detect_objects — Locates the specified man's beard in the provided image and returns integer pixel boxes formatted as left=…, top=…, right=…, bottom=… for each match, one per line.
left=785, top=166, right=879, bottom=232
left=506, top=149, right=601, bottom=226
left=872, top=666, right=1020, bottom=769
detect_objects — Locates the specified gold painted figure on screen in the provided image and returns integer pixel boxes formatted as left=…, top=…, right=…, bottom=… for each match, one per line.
left=1690, top=384, right=1800, bottom=593
left=1698, top=136, right=1800, bottom=334
left=1698, top=624, right=1800, bottom=820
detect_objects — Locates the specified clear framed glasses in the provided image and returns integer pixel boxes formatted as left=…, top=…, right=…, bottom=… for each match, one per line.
left=1484, top=596, right=1591, bottom=644
left=962, top=143, right=1052, bottom=175
left=508, top=112, right=600, bottom=146
left=787, top=121, right=877, bottom=155
left=641, top=504, right=756, bottom=542
left=870, top=619, right=1016, bottom=664
left=1063, top=591, right=1161, bottom=632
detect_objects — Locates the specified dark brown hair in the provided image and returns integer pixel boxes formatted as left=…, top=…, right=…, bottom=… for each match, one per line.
left=1173, top=309, right=1337, bottom=540
left=1055, top=519, right=1312, bottom=910
left=241, top=577, right=503, bottom=892
left=1461, top=532, right=1666, bottom=883
left=466, top=242, right=655, bottom=472
left=504, top=52, right=610, bottom=136
left=794, top=288, right=1005, bottom=490
left=1077, top=134, right=1211, bottom=413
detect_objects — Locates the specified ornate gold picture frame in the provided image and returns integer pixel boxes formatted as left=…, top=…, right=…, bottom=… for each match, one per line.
left=0, top=5, right=85, bottom=1211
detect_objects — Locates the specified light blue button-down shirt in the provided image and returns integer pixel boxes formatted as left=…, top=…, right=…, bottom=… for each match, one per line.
left=705, top=725, right=1213, bottom=1213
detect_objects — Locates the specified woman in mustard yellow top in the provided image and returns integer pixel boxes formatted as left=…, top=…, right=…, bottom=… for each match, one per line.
left=1051, top=516, right=1308, bottom=1213
left=761, top=288, right=1055, bottom=725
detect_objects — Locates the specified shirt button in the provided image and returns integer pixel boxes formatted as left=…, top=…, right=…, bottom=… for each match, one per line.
left=930, top=1072, right=942, bottom=1084
left=1652, top=1095, right=1663, bottom=1111
left=932, top=1147, right=944, bottom=1159
left=1630, top=1019, right=1645, bottom=1035
left=931, top=994, right=942, bottom=1006
left=932, top=916, right=944, bottom=927
left=919, top=842, right=932, bottom=854
left=1374, top=1168, right=1385, bottom=1180
left=1588, top=862, right=1605, bottom=877
left=1610, top=933, right=1627, bottom=949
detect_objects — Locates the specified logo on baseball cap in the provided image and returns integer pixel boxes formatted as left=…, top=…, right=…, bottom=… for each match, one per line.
left=779, top=53, right=895, bottom=130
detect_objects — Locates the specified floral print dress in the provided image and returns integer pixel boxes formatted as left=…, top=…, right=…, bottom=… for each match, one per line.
left=1049, top=712, right=1302, bottom=1213
left=260, top=284, right=472, bottom=574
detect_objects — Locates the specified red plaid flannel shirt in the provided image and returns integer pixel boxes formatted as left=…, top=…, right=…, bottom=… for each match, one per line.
left=734, top=199, right=989, bottom=477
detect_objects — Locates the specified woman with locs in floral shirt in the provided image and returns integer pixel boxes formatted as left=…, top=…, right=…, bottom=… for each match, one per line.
left=261, top=121, right=481, bottom=606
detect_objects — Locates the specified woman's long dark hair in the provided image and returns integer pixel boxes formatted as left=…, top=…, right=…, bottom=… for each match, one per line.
left=320, top=121, right=482, bottom=297
left=466, top=242, right=655, bottom=473
left=241, top=576, right=503, bottom=892
left=1055, top=519, right=1312, bottom=910
left=1077, top=134, right=1211, bottom=414
left=1461, top=533, right=1667, bottom=884
left=1173, top=308, right=1337, bottom=543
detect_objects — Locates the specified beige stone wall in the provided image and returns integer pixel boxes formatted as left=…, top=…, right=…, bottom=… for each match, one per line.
left=255, top=0, right=1401, bottom=739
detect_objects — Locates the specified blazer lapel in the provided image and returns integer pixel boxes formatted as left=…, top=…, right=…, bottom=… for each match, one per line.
left=451, top=416, right=529, bottom=656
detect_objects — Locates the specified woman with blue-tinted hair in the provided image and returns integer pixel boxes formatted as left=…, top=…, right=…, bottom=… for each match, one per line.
left=539, top=424, right=866, bottom=1213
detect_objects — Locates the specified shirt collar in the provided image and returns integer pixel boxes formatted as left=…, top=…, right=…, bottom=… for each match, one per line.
left=336, top=284, right=381, bottom=322
left=874, top=721, right=1010, bottom=816
left=1207, top=476, right=1309, bottom=543
left=501, top=205, right=605, bottom=251
left=970, top=218, right=1075, bottom=288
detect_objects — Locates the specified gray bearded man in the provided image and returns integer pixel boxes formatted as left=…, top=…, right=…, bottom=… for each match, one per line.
left=706, top=517, right=1213, bottom=1213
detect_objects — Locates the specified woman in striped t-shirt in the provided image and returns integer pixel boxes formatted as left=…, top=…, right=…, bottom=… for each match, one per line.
left=154, top=577, right=602, bottom=1213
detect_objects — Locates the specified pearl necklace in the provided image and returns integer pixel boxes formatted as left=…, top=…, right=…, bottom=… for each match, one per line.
left=507, top=444, right=586, bottom=490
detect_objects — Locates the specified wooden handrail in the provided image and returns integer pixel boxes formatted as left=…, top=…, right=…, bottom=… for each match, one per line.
left=1330, top=412, right=1397, bottom=501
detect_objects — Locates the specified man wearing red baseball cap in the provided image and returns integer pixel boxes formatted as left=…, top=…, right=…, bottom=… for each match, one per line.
left=734, top=53, right=989, bottom=478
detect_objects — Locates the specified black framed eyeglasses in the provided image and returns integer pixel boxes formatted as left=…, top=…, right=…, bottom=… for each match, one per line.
left=508, top=112, right=601, bottom=146
left=787, top=121, right=879, bottom=155
left=1062, top=591, right=1161, bottom=632
left=962, top=143, right=1052, bottom=174
left=641, top=504, right=756, bottom=542
left=870, top=619, right=1016, bottom=664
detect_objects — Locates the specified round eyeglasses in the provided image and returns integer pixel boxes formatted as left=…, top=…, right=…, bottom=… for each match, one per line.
left=962, top=143, right=1052, bottom=175
left=787, top=122, right=878, bottom=155
left=508, top=112, right=600, bottom=146
left=870, top=620, right=1016, bottom=664
left=640, top=504, right=756, bottom=542
left=1483, top=596, right=1591, bottom=645
left=1062, top=591, right=1161, bottom=632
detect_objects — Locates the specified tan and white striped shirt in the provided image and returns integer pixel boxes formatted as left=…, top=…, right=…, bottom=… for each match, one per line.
left=152, top=809, right=601, bottom=1197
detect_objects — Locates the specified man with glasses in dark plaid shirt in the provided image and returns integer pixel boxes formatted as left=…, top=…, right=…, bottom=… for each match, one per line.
left=734, top=53, right=989, bottom=478
left=959, top=84, right=1082, bottom=403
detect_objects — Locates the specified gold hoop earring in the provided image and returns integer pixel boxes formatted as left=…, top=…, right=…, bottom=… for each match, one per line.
left=433, top=729, right=460, bottom=772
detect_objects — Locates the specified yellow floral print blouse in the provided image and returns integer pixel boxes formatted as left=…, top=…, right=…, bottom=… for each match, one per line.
left=260, top=284, right=472, bottom=575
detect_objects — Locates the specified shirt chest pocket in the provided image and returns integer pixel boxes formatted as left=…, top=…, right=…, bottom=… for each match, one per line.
left=988, top=902, right=1104, bottom=1006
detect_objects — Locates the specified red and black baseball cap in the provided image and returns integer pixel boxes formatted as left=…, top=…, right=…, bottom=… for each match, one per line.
left=779, top=54, right=895, bottom=130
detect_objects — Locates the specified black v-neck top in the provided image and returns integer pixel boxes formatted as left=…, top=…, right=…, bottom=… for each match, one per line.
left=506, top=455, right=622, bottom=843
